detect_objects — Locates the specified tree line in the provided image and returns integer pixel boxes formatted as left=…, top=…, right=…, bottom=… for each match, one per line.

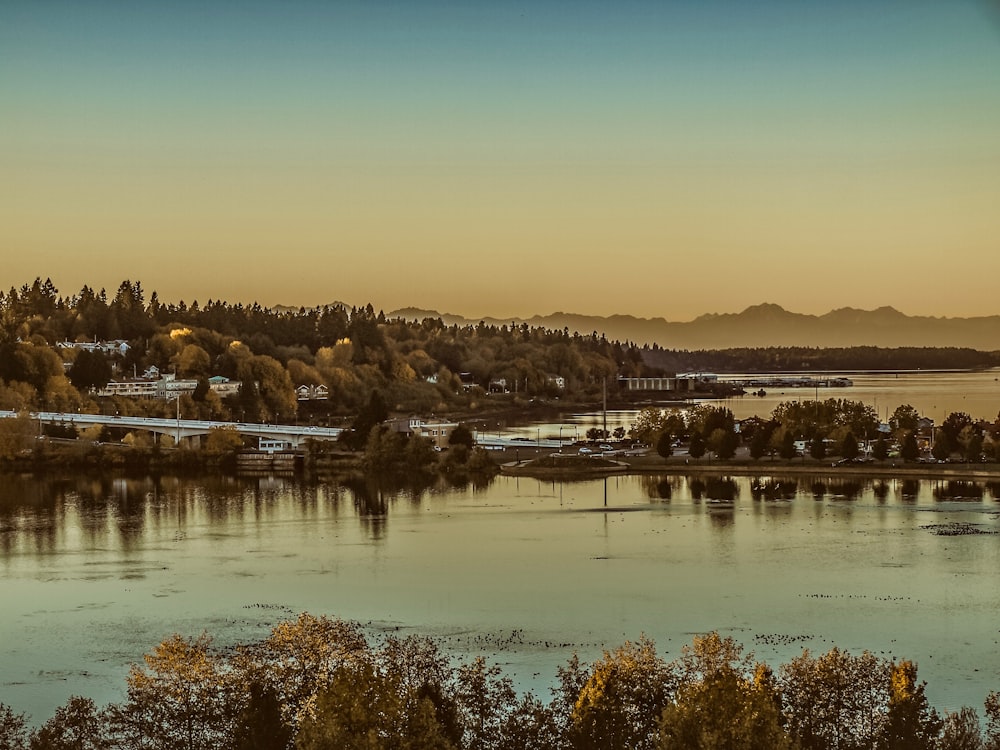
left=643, top=346, right=1000, bottom=373
left=630, top=400, right=1000, bottom=464
left=1, top=613, right=997, bottom=750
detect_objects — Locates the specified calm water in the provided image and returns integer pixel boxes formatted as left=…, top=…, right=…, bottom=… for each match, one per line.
left=500, top=369, right=1000, bottom=441
left=2, top=470, right=999, bottom=722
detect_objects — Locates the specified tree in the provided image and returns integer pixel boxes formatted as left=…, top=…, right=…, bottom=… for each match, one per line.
left=454, top=656, right=517, bottom=750
left=890, top=404, right=920, bottom=434
left=0, top=704, right=28, bottom=750
left=68, top=349, right=113, bottom=391
left=986, top=691, right=1000, bottom=750
left=204, top=426, right=245, bottom=455
left=28, top=696, right=109, bottom=750
left=239, top=612, right=368, bottom=728
left=0, top=411, right=34, bottom=460
left=876, top=660, right=940, bottom=750
left=900, top=432, right=919, bottom=462
left=780, top=647, right=890, bottom=750
left=687, top=432, right=705, bottom=460
left=448, top=424, right=475, bottom=449
left=656, top=431, right=673, bottom=459
left=569, top=637, right=675, bottom=750
left=230, top=681, right=292, bottom=750
left=749, top=429, right=769, bottom=461
left=937, top=707, right=983, bottom=750
left=872, top=435, right=889, bottom=462
left=709, top=429, right=738, bottom=460
left=659, top=633, right=791, bottom=750
left=965, top=432, right=984, bottom=462
left=296, top=658, right=453, bottom=750
left=840, top=432, right=860, bottom=461
left=932, top=435, right=952, bottom=461
left=779, top=432, right=796, bottom=461
left=116, top=633, right=231, bottom=750
left=809, top=435, right=827, bottom=461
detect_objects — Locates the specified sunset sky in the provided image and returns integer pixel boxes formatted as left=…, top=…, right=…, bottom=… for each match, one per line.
left=3, top=1, right=999, bottom=320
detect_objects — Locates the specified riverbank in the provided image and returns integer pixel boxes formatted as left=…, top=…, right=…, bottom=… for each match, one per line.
left=504, top=450, right=1000, bottom=482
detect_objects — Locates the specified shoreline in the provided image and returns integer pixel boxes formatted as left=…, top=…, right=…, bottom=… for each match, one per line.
left=503, top=452, right=1000, bottom=482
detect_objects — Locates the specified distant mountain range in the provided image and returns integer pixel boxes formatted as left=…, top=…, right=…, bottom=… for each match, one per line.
left=385, top=303, right=1000, bottom=351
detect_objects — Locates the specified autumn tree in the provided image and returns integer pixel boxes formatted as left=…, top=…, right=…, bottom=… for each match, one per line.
left=876, top=660, right=941, bottom=750
left=659, top=633, right=790, bottom=750
left=28, top=696, right=109, bottom=750
left=568, top=637, right=675, bottom=750
left=237, top=613, right=368, bottom=729
left=780, top=647, right=890, bottom=750
left=0, top=411, right=35, bottom=460
left=937, top=706, right=983, bottom=750
left=112, top=633, right=231, bottom=750
left=0, top=704, right=28, bottom=750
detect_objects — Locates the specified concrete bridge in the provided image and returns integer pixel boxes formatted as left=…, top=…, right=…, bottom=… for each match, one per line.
left=0, top=410, right=343, bottom=449
left=1, top=411, right=574, bottom=451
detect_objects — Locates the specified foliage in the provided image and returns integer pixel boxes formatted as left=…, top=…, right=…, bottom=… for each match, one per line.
left=900, top=432, right=919, bottom=462
left=779, top=647, right=890, bottom=750
left=9, top=621, right=1000, bottom=750
left=877, top=660, right=940, bottom=750
left=809, top=434, right=827, bottom=460
left=872, top=435, right=889, bottom=462
left=840, top=432, right=860, bottom=460
left=115, top=633, right=231, bottom=750
left=448, top=424, right=474, bottom=449
left=937, top=706, right=983, bottom=750
left=659, top=634, right=790, bottom=750
left=0, top=411, right=35, bottom=460
left=203, top=426, right=245, bottom=455
left=655, top=431, right=673, bottom=459
left=687, top=432, right=705, bottom=460
left=0, top=704, right=28, bottom=750
left=568, top=637, right=675, bottom=750
left=28, top=696, right=109, bottom=750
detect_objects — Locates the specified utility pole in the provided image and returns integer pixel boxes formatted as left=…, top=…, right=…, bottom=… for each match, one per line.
left=602, top=377, right=607, bottom=438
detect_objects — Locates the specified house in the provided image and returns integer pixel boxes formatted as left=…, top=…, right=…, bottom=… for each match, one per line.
left=488, top=378, right=508, bottom=394
left=296, top=384, right=329, bottom=401
left=546, top=374, right=566, bottom=390
left=58, top=339, right=131, bottom=357
left=258, top=437, right=292, bottom=454
left=209, top=376, right=242, bottom=397
left=388, top=416, right=460, bottom=449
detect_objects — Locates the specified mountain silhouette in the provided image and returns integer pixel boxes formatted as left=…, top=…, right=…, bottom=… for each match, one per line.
left=385, top=304, right=1000, bottom=350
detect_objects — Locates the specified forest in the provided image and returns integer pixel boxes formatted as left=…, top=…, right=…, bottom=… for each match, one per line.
left=2, top=278, right=997, bottom=432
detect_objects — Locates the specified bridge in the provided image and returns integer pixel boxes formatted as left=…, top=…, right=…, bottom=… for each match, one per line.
left=0, top=410, right=343, bottom=448
left=0, top=411, right=575, bottom=451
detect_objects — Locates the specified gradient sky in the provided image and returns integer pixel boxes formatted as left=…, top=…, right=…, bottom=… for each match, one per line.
left=3, top=1, right=999, bottom=320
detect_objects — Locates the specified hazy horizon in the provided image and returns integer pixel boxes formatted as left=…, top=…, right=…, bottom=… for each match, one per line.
left=3, top=1, right=999, bottom=320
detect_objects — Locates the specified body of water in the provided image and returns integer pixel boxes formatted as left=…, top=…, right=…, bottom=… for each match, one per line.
left=2, top=470, right=999, bottom=722
left=503, top=369, right=1000, bottom=442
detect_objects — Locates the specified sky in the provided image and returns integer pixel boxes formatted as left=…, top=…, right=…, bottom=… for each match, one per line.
left=2, top=0, right=1000, bottom=321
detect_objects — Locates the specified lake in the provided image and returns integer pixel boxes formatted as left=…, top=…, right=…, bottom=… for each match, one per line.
left=2, top=469, right=998, bottom=723
left=496, top=368, right=1000, bottom=442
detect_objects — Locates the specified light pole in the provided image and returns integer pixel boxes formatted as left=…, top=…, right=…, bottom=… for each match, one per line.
left=175, top=394, right=180, bottom=447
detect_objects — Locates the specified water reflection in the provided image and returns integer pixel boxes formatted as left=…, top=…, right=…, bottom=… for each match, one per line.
left=3, top=470, right=1000, bottom=725
left=932, top=481, right=984, bottom=501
